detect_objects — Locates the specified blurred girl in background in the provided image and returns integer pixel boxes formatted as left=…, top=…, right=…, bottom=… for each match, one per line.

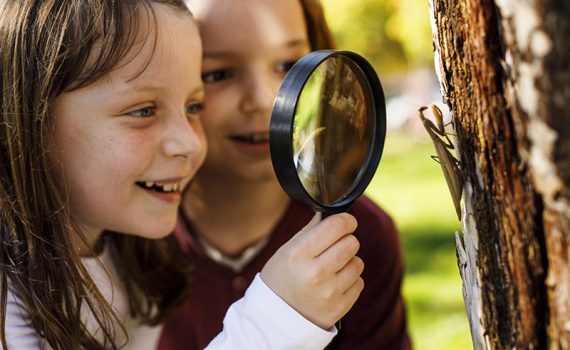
left=160, top=0, right=411, bottom=349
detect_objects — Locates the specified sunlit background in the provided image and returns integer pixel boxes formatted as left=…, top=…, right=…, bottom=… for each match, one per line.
left=320, top=0, right=472, bottom=349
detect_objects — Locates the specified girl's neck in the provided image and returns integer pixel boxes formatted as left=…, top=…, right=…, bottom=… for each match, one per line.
left=182, top=176, right=290, bottom=256
left=73, top=226, right=105, bottom=257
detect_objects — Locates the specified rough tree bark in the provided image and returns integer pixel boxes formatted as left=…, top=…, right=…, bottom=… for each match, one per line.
left=428, top=0, right=569, bottom=349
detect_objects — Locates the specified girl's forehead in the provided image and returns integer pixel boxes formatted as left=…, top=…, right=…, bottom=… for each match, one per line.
left=82, top=5, right=200, bottom=92
left=118, top=7, right=198, bottom=76
left=69, top=3, right=197, bottom=91
left=190, top=0, right=306, bottom=51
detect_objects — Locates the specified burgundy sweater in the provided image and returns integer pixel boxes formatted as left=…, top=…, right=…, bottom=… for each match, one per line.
left=159, top=196, right=411, bottom=350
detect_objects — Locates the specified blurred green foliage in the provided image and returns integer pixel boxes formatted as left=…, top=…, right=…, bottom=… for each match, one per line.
left=366, top=132, right=472, bottom=350
left=321, top=0, right=433, bottom=73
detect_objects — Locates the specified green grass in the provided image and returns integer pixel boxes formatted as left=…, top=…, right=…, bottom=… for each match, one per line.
left=364, top=131, right=472, bottom=350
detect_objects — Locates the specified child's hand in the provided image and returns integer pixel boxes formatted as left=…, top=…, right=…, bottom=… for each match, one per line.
left=260, top=212, right=364, bottom=329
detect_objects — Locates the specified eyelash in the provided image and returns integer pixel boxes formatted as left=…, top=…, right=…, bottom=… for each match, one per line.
left=186, top=102, right=204, bottom=115
left=202, top=69, right=232, bottom=84
left=276, top=60, right=297, bottom=74
left=201, top=60, right=299, bottom=84
left=130, top=106, right=155, bottom=118
left=128, top=103, right=204, bottom=118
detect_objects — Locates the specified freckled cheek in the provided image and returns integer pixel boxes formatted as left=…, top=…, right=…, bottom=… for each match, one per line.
left=105, top=132, right=158, bottom=175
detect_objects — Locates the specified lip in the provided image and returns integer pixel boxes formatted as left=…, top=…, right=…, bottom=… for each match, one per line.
left=229, top=130, right=269, bottom=139
left=143, top=189, right=182, bottom=204
left=228, top=131, right=270, bottom=155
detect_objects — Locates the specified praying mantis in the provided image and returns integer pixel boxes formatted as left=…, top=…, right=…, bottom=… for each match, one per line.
left=418, top=105, right=463, bottom=220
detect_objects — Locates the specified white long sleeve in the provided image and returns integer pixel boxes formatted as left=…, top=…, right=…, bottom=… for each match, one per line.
left=206, top=273, right=336, bottom=350
left=1, top=247, right=161, bottom=350
left=2, top=283, right=43, bottom=349
left=2, top=270, right=335, bottom=350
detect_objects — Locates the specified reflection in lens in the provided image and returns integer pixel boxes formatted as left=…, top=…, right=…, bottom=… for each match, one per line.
left=293, top=56, right=374, bottom=205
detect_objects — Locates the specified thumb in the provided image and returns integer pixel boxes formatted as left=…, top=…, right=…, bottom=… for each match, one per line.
left=287, top=212, right=322, bottom=244
left=298, top=212, right=322, bottom=234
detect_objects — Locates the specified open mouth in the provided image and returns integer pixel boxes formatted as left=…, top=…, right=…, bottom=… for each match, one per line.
left=230, top=132, right=269, bottom=144
left=135, top=180, right=181, bottom=193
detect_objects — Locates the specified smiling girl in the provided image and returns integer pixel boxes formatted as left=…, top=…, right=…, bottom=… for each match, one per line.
left=0, top=1, right=362, bottom=349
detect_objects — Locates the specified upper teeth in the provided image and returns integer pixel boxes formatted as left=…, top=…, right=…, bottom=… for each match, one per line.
left=141, top=181, right=179, bottom=192
left=235, top=133, right=268, bottom=142
left=251, top=134, right=268, bottom=142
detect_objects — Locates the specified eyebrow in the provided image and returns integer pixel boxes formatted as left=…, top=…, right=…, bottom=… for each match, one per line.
left=203, top=38, right=309, bottom=59
left=129, top=84, right=205, bottom=97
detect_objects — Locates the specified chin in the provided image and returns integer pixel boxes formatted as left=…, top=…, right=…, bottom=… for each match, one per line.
left=244, top=169, right=279, bottom=183
left=132, top=219, right=177, bottom=240
left=143, top=229, right=174, bottom=240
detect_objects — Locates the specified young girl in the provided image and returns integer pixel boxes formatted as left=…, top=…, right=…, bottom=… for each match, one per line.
left=0, top=1, right=363, bottom=349
left=159, top=0, right=411, bottom=349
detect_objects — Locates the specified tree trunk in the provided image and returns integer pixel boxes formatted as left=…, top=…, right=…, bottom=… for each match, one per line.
left=428, top=0, right=570, bottom=348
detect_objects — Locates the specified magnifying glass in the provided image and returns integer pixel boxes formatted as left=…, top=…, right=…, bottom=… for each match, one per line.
left=270, top=50, right=386, bottom=217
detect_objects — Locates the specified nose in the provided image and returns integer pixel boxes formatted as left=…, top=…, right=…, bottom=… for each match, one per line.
left=239, top=68, right=277, bottom=117
left=163, top=111, right=205, bottom=160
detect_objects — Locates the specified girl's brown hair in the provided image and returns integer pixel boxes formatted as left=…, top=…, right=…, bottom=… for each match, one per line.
left=0, top=1, right=193, bottom=349
left=299, top=0, right=337, bottom=50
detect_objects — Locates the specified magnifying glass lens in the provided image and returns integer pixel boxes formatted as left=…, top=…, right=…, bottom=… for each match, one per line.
left=293, top=56, right=374, bottom=205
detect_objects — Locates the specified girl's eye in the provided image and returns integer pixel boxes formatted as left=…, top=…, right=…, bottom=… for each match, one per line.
left=276, top=60, right=298, bottom=74
left=130, top=107, right=155, bottom=118
left=186, top=102, right=204, bottom=115
left=202, top=69, right=232, bottom=83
